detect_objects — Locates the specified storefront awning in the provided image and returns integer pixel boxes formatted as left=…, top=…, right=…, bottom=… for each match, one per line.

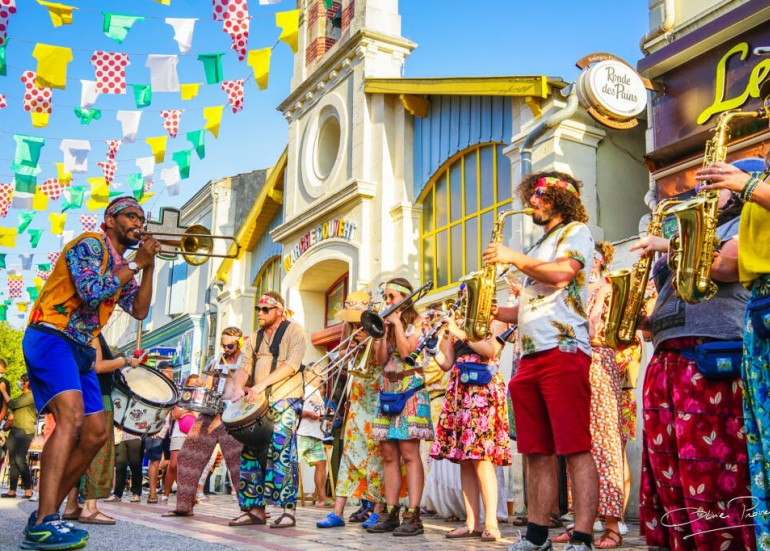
left=215, top=147, right=288, bottom=284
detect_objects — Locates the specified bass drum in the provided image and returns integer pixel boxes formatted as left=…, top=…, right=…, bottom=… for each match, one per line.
left=112, top=365, right=179, bottom=436
left=222, top=394, right=274, bottom=470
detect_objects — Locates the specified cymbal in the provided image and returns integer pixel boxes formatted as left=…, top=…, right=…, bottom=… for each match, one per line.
left=201, top=368, right=230, bottom=377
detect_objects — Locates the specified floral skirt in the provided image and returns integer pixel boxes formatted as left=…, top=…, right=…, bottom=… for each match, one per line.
left=373, top=387, right=434, bottom=442
left=429, top=367, right=511, bottom=466
left=619, top=389, right=636, bottom=443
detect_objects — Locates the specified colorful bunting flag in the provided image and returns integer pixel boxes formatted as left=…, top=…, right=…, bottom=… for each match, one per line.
left=276, top=9, right=300, bottom=53
left=106, top=139, right=122, bottom=159
left=132, top=84, right=152, bottom=108
left=91, top=51, right=130, bottom=94
left=17, top=210, right=35, bottom=233
left=73, top=107, right=102, bottom=124
left=86, top=177, right=110, bottom=211
left=0, top=94, right=6, bottom=109
left=160, top=166, right=180, bottom=196
left=247, top=48, right=271, bottom=90
left=135, top=156, right=155, bottom=178
left=0, top=183, right=13, bottom=217
left=13, top=174, right=36, bottom=195
left=0, top=304, right=6, bottom=321
left=203, top=105, right=224, bottom=138
left=172, top=150, right=191, bottom=179
left=80, top=79, right=100, bottom=108
left=221, top=79, right=244, bottom=113
left=0, top=254, right=5, bottom=268
left=26, top=286, right=39, bottom=302
left=0, top=0, right=16, bottom=47
left=180, top=83, right=201, bottom=100
left=20, top=254, right=33, bottom=270
left=49, top=212, right=66, bottom=235
left=55, top=163, right=72, bottom=186
left=165, top=17, right=195, bottom=54
left=116, top=110, right=142, bottom=142
left=17, top=302, right=28, bottom=313
left=8, top=274, right=23, bottom=298
left=198, top=53, right=225, bottom=84
left=103, top=13, right=144, bottom=43
left=186, top=130, right=205, bottom=160
left=80, top=214, right=98, bottom=232
left=160, top=109, right=183, bottom=137
left=0, top=228, right=18, bottom=248
left=20, top=71, right=53, bottom=128
left=146, top=136, right=167, bottom=163
left=128, top=173, right=145, bottom=201
left=154, top=0, right=170, bottom=4
left=0, top=42, right=7, bottom=76
left=60, top=139, right=91, bottom=173
left=37, top=1, right=76, bottom=27
left=220, top=0, right=249, bottom=61
left=48, top=251, right=61, bottom=266
left=97, top=159, right=118, bottom=183
left=146, top=54, right=180, bottom=92
left=29, top=228, right=43, bottom=248
left=32, top=189, right=49, bottom=211
left=12, top=134, right=45, bottom=177
left=33, top=43, right=73, bottom=89
left=40, top=178, right=64, bottom=200
left=61, top=186, right=84, bottom=211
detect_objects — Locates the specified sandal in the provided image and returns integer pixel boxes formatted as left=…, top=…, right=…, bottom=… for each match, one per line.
left=481, top=528, right=502, bottom=542
left=552, top=524, right=575, bottom=544
left=511, top=514, right=528, bottom=526
left=445, top=515, right=462, bottom=523
left=161, top=510, right=193, bottom=517
left=270, top=512, right=296, bottom=529
left=78, top=511, right=116, bottom=525
left=229, top=511, right=266, bottom=526
left=446, top=525, right=482, bottom=539
left=549, top=512, right=564, bottom=528
left=62, top=507, right=83, bottom=521
left=596, top=528, right=623, bottom=549
left=147, top=494, right=158, bottom=504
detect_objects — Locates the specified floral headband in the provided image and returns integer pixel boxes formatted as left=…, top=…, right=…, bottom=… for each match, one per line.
left=105, top=197, right=143, bottom=219
left=535, top=177, right=579, bottom=197
left=258, top=295, right=283, bottom=310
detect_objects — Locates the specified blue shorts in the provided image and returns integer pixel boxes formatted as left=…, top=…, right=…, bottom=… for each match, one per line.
left=143, top=435, right=165, bottom=462
left=22, top=326, right=104, bottom=416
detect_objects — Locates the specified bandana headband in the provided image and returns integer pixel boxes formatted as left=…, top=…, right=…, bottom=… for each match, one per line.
left=258, top=295, right=283, bottom=310
left=535, top=177, right=579, bottom=197
left=105, top=197, right=143, bottom=219
left=387, top=282, right=411, bottom=296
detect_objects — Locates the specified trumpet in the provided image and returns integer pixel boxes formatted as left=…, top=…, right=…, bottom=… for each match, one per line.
left=359, top=280, right=434, bottom=338
left=135, top=225, right=240, bottom=266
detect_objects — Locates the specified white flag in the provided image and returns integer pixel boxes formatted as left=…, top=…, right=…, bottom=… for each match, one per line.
left=135, top=156, right=155, bottom=178
left=146, top=55, right=180, bottom=93
left=80, top=80, right=100, bottom=108
left=160, top=166, right=180, bottom=197
left=165, top=18, right=196, bottom=54
left=60, top=139, right=91, bottom=173
left=116, top=111, right=142, bottom=143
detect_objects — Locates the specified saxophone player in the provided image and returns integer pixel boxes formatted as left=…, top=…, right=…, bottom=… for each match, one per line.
left=483, top=171, right=597, bottom=551
left=630, top=171, right=755, bottom=550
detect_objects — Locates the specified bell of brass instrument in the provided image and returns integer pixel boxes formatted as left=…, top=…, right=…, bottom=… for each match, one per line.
left=139, top=224, right=240, bottom=266
left=460, top=208, right=533, bottom=341
left=346, top=291, right=385, bottom=380
left=603, top=199, right=680, bottom=348
left=666, top=107, right=768, bottom=303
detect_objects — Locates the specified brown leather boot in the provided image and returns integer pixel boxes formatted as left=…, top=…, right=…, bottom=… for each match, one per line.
left=366, top=505, right=401, bottom=533
left=393, top=507, right=423, bottom=536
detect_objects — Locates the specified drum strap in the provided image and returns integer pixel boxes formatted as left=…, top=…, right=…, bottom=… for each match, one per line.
left=251, top=319, right=291, bottom=401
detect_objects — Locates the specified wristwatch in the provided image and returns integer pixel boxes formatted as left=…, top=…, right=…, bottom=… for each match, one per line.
left=127, top=261, right=140, bottom=273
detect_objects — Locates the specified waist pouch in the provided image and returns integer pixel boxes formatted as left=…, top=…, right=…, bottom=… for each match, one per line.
left=680, top=341, right=743, bottom=379
left=379, top=384, right=423, bottom=416
left=456, top=361, right=497, bottom=386
left=29, top=324, right=96, bottom=375
left=749, top=295, right=770, bottom=340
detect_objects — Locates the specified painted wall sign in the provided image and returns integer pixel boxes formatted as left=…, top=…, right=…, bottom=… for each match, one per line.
left=283, top=218, right=357, bottom=271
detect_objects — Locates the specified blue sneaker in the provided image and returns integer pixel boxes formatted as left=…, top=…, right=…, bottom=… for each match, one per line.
left=22, top=513, right=89, bottom=550
left=361, top=512, right=379, bottom=529
left=316, top=512, right=345, bottom=528
left=26, top=512, right=89, bottom=541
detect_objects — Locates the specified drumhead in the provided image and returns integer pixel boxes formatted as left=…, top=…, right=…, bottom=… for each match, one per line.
left=121, top=366, right=176, bottom=405
left=222, top=395, right=264, bottom=424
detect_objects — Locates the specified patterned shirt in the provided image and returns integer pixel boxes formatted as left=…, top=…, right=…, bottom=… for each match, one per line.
left=518, top=222, right=594, bottom=357
left=62, top=234, right=138, bottom=344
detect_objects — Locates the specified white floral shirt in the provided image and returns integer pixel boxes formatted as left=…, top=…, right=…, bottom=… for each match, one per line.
left=518, top=222, right=594, bottom=357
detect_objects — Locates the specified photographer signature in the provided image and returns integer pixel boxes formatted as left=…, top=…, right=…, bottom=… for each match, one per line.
left=660, top=496, right=764, bottom=538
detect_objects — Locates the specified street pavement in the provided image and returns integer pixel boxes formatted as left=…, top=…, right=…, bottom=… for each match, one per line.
left=0, top=492, right=648, bottom=550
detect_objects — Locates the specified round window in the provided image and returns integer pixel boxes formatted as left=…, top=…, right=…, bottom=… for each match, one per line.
left=316, top=109, right=341, bottom=180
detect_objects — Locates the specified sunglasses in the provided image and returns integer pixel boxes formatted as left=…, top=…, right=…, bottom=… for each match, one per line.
left=256, top=306, right=277, bottom=314
left=120, top=211, right=147, bottom=225
left=385, top=293, right=399, bottom=301
left=221, top=342, right=238, bottom=349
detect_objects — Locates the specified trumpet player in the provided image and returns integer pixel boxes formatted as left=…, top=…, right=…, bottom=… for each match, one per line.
left=630, top=172, right=754, bottom=550
left=483, top=171, right=597, bottom=551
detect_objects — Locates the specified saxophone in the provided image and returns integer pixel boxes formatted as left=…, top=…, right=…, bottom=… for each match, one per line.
left=665, top=107, right=768, bottom=303
left=603, top=198, right=680, bottom=348
left=460, top=207, right=533, bottom=341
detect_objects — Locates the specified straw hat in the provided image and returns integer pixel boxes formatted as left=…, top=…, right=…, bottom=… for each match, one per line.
left=335, top=290, right=371, bottom=323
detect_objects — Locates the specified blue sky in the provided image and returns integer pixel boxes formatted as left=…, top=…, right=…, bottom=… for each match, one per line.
left=0, top=0, right=649, bottom=322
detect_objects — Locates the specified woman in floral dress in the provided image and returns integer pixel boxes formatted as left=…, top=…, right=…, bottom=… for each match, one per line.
left=430, top=308, right=510, bottom=543
left=367, top=278, right=433, bottom=537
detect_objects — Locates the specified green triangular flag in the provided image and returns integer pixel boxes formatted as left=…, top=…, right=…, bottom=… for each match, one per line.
left=37, top=263, right=50, bottom=272
left=26, top=286, right=39, bottom=302
left=197, top=53, right=225, bottom=84
left=103, top=13, right=144, bottom=43
left=14, top=173, right=37, bottom=195
left=11, top=134, right=45, bottom=177
left=0, top=304, right=6, bottom=322
left=0, top=41, right=7, bottom=77
left=0, top=254, right=6, bottom=269
left=29, top=229, right=44, bottom=248
left=128, top=173, right=145, bottom=201
left=132, top=84, right=152, bottom=108
left=186, top=130, right=206, bottom=160
left=73, top=107, right=102, bottom=125
left=62, top=186, right=85, bottom=212
left=18, top=210, right=35, bottom=234
left=172, top=150, right=192, bottom=180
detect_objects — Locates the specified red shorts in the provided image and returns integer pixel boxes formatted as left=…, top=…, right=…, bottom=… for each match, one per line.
left=509, top=347, right=591, bottom=455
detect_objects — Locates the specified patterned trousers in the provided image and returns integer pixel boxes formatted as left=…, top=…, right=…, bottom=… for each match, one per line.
left=175, top=413, right=243, bottom=513
left=239, top=399, right=301, bottom=510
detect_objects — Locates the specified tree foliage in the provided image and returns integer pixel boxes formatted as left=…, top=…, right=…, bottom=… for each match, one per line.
left=0, top=322, right=25, bottom=400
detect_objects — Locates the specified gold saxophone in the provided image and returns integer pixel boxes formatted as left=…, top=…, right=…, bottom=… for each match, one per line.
left=603, top=198, right=680, bottom=348
left=665, top=107, right=768, bottom=303
left=460, top=207, right=533, bottom=341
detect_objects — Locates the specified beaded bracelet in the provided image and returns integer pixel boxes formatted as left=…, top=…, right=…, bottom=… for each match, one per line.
left=742, top=177, right=759, bottom=202
left=746, top=178, right=761, bottom=203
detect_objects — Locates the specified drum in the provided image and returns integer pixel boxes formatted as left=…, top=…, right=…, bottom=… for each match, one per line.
left=112, top=365, right=179, bottom=436
left=178, top=386, right=223, bottom=416
left=222, top=394, right=274, bottom=469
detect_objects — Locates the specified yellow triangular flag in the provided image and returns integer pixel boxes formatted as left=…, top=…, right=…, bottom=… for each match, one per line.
left=87, top=177, right=110, bottom=211
left=37, top=0, right=77, bottom=27
left=33, top=277, right=44, bottom=291
left=247, top=48, right=271, bottom=91
left=31, top=112, right=51, bottom=128
left=139, top=192, right=155, bottom=204
left=146, top=136, right=168, bottom=163
left=33, top=189, right=49, bottom=211
left=49, top=212, right=67, bottom=235
left=0, top=227, right=18, bottom=247
left=17, top=302, right=28, bottom=313
left=180, top=83, right=201, bottom=100
left=154, top=0, right=171, bottom=4
left=276, top=10, right=300, bottom=53
left=56, top=162, right=73, bottom=186
left=203, top=106, right=224, bottom=138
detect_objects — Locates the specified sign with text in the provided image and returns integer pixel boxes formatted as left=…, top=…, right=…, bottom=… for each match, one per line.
left=577, top=58, right=649, bottom=129
left=283, top=218, right=357, bottom=271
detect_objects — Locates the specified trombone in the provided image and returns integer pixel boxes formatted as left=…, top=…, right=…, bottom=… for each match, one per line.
left=135, top=225, right=241, bottom=266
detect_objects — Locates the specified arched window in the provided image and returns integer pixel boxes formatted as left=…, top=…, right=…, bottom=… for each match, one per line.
left=419, top=143, right=512, bottom=290
left=252, top=256, right=283, bottom=327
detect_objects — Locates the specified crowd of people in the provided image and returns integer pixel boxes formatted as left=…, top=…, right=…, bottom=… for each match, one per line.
left=1, top=96, right=770, bottom=549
